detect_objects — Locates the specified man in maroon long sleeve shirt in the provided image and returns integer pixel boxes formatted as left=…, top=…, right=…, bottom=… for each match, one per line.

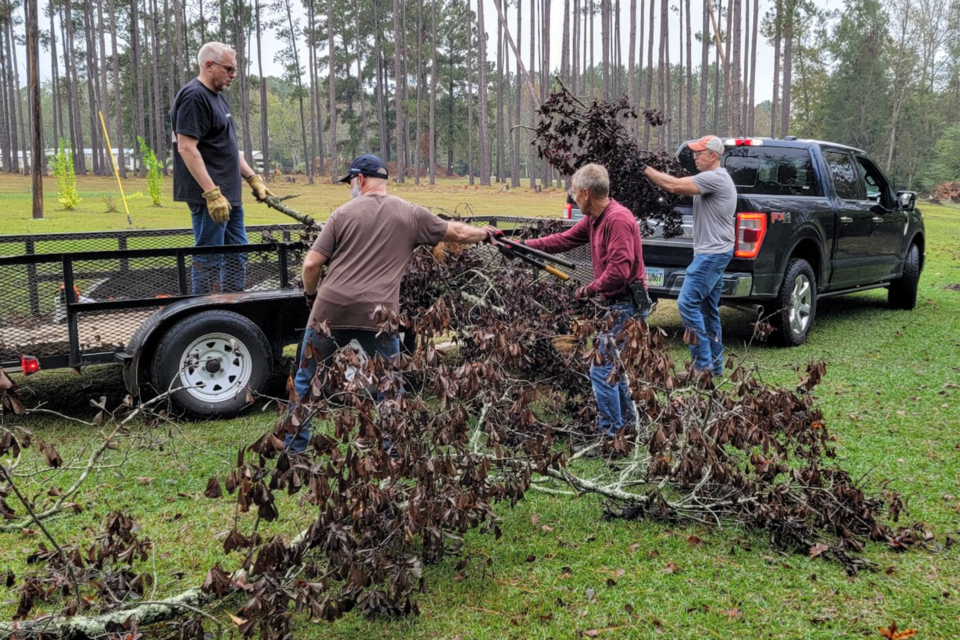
left=526, top=163, right=649, bottom=436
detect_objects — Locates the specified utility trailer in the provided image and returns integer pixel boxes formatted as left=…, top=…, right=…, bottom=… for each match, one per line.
left=0, top=217, right=592, bottom=418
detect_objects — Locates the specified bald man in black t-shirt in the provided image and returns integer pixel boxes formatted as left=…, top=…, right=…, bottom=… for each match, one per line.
left=171, top=41, right=276, bottom=293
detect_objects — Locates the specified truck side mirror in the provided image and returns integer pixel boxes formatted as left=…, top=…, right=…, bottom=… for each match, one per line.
left=897, top=191, right=916, bottom=211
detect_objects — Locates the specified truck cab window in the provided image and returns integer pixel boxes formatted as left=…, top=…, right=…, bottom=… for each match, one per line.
left=823, top=151, right=863, bottom=201
left=855, top=156, right=895, bottom=208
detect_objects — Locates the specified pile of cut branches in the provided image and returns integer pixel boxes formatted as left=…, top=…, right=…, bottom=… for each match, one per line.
left=0, top=231, right=931, bottom=639
left=533, top=85, right=687, bottom=237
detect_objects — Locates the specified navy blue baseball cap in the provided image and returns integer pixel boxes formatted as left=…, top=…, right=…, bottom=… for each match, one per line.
left=339, top=154, right=389, bottom=183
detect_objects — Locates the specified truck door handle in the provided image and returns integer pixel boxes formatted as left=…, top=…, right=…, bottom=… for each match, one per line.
left=839, top=216, right=853, bottom=224
left=871, top=216, right=884, bottom=223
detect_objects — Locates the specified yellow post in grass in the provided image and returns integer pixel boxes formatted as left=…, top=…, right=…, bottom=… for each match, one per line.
left=98, top=111, right=133, bottom=226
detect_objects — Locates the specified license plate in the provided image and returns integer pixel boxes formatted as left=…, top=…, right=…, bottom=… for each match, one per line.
left=644, top=267, right=665, bottom=288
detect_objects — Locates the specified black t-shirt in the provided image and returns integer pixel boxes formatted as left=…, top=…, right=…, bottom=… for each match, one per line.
left=171, top=79, right=242, bottom=205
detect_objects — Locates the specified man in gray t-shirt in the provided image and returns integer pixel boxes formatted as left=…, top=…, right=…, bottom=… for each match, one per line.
left=642, top=135, right=737, bottom=378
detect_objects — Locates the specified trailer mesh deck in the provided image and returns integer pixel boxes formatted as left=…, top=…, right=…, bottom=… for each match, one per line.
left=0, top=218, right=589, bottom=368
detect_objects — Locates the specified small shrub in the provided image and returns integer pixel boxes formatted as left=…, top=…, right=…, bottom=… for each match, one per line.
left=138, top=136, right=164, bottom=207
left=53, top=139, right=81, bottom=210
left=103, top=195, right=119, bottom=213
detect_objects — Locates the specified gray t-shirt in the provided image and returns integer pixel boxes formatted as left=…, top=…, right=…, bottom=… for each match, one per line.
left=691, top=167, right=737, bottom=255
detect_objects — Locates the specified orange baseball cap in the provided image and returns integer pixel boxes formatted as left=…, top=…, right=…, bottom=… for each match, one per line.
left=688, top=135, right=724, bottom=153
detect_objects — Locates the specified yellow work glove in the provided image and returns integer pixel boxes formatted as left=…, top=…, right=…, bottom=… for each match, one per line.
left=246, top=174, right=275, bottom=202
left=202, top=186, right=231, bottom=223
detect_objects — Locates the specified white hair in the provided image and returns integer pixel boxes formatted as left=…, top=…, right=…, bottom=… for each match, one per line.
left=197, top=42, right=236, bottom=70
left=572, top=163, right=610, bottom=198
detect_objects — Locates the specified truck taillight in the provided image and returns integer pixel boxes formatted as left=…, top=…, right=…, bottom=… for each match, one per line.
left=735, top=213, right=766, bottom=258
left=726, top=138, right=764, bottom=147
left=21, top=355, right=40, bottom=375
left=563, top=202, right=573, bottom=219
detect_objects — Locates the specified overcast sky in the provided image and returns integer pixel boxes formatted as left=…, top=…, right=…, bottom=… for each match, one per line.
left=17, top=0, right=844, bottom=108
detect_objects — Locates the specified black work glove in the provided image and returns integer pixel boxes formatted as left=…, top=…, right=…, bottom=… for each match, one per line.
left=574, top=286, right=591, bottom=301
left=304, top=291, right=317, bottom=309
left=638, top=161, right=648, bottom=175
left=483, top=225, right=504, bottom=244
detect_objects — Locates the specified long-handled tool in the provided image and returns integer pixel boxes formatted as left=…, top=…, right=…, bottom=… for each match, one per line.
left=492, top=236, right=575, bottom=281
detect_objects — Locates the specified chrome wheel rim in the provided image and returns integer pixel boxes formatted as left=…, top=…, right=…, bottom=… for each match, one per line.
left=177, top=332, right=252, bottom=402
left=788, top=274, right=813, bottom=335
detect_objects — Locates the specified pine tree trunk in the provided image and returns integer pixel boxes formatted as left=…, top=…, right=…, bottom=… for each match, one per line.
left=305, top=1, right=318, bottom=178
left=173, top=0, right=187, bottom=85
left=601, top=0, right=609, bottom=99
left=0, top=25, right=15, bottom=172
left=721, top=0, right=730, bottom=135
left=685, top=0, right=692, bottom=137
left=628, top=0, right=636, bottom=109
left=771, top=0, right=781, bottom=138
left=11, top=19, right=29, bottom=174
left=255, top=0, right=270, bottom=175
left=540, top=0, right=551, bottom=187
left=642, top=0, right=654, bottom=149
left=236, top=0, right=254, bottom=172
left=63, top=0, right=86, bottom=174
left=571, top=0, right=578, bottom=95
left=677, top=0, right=683, bottom=141
left=713, top=0, right=721, bottom=133
left=466, top=0, right=474, bottom=185
left=495, top=0, right=503, bottom=182
left=357, top=12, right=368, bottom=153
left=98, top=0, right=114, bottom=173
left=636, top=0, right=643, bottom=136
left=781, top=0, right=793, bottom=135
left=477, top=0, right=490, bottom=185
left=48, top=0, right=61, bottom=146
left=108, top=0, right=125, bottom=177
left=616, top=0, right=623, bottom=98
left=748, top=0, right=758, bottom=135
left=662, top=0, right=670, bottom=149
left=657, top=0, right=666, bottom=151
left=328, top=0, right=337, bottom=181
left=741, top=0, right=750, bottom=134
left=150, top=0, right=165, bottom=171
left=26, top=0, right=43, bottom=208
left=731, top=0, right=741, bottom=136
left=561, top=0, right=570, bottom=83
left=393, top=0, right=405, bottom=181
left=698, top=0, right=708, bottom=135
left=0, top=22, right=11, bottom=172
left=429, top=0, right=437, bottom=184
left=512, top=0, right=521, bottom=186
left=414, top=0, right=423, bottom=183
left=529, top=0, right=536, bottom=187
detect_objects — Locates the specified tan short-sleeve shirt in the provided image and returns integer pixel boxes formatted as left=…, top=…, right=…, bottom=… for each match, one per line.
left=308, top=193, right=449, bottom=330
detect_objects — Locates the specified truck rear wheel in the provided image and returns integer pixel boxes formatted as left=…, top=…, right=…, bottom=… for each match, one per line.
left=151, top=310, right=272, bottom=418
left=888, top=243, right=920, bottom=310
left=772, top=258, right=817, bottom=347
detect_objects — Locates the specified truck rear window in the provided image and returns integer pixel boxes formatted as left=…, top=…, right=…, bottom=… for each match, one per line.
left=722, top=148, right=820, bottom=196
left=678, top=145, right=821, bottom=197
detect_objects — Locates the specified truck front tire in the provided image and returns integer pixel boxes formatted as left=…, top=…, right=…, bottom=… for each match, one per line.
left=151, top=310, right=272, bottom=418
left=772, top=258, right=817, bottom=347
left=888, top=243, right=920, bottom=310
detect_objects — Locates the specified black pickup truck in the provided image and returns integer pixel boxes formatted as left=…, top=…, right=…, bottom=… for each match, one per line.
left=567, top=137, right=926, bottom=345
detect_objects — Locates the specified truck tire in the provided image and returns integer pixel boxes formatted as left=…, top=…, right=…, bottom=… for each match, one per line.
left=888, top=243, right=920, bottom=310
left=772, top=258, right=817, bottom=347
left=151, top=310, right=272, bottom=418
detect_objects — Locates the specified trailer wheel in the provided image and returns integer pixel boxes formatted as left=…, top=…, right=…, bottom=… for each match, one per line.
left=151, top=310, right=272, bottom=418
left=772, top=258, right=817, bottom=347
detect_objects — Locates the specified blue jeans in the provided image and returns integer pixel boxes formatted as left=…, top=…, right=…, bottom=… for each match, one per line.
left=189, top=203, right=248, bottom=294
left=677, top=251, right=733, bottom=376
left=590, top=300, right=649, bottom=436
left=285, top=327, right=401, bottom=453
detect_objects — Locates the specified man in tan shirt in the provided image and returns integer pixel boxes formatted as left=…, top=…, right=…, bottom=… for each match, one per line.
left=286, top=154, right=494, bottom=453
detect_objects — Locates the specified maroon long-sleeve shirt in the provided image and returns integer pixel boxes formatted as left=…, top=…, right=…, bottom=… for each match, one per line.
left=526, top=199, right=646, bottom=298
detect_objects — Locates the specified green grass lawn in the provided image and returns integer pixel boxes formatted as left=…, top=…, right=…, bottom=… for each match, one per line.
left=0, top=173, right=567, bottom=235
left=1, top=177, right=959, bottom=638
